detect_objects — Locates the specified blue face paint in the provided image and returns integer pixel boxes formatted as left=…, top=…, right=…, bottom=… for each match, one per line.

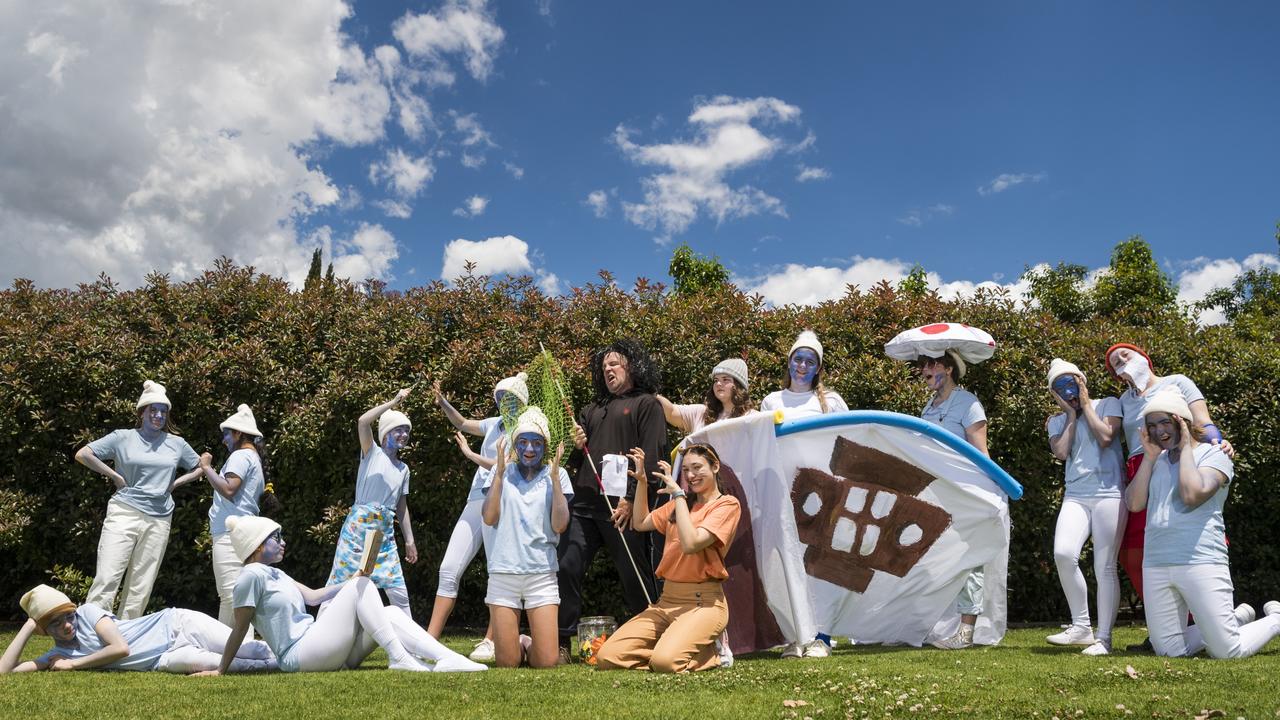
left=515, top=432, right=546, bottom=470
left=789, top=349, right=819, bottom=386
left=222, top=429, right=236, bottom=452
left=1051, top=375, right=1080, bottom=405
left=141, top=404, right=168, bottom=434
left=382, top=426, right=410, bottom=454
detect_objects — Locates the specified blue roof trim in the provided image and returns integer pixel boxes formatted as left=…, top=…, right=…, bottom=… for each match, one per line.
left=774, top=410, right=1024, bottom=500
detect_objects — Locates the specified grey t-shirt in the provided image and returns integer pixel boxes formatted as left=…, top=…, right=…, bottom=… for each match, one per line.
left=233, top=563, right=312, bottom=672
left=920, top=387, right=987, bottom=443
left=1047, top=397, right=1125, bottom=498
left=208, top=448, right=263, bottom=535
left=1143, top=443, right=1234, bottom=567
left=88, top=429, right=200, bottom=517
left=1118, top=374, right=1204, bottom=458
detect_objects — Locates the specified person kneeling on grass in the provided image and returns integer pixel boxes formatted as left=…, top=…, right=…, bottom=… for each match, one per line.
left=595, top=444, right=741, bottom=673
left=482, top=407, right=573, bottom=668
left=0, top=584, right=275, bottom=674
left=193, top=515, right=485, bottom=675
left=1124, top=391, right=1280, bottom=658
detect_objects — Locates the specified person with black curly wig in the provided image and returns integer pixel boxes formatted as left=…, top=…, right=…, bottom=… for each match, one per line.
left=556, top=339, right=668, bottom=661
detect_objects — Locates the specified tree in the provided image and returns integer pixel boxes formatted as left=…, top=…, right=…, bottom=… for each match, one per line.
left=1197, top=222, right=1280, bottom=323
left=324, top=262, right=335, bottom=288
left=1091, top=235, right=1177, bottom=319
left=668, top=243, right=730, bottom=296
left=304, top=248, right=323, bottom=290
left=897, top=264, right=931, bottom=298
left=1022, top=262, right=1093, bottom=322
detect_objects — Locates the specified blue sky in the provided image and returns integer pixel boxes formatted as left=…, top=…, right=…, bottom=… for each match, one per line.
left=2, top=1, right=1277, bottom=316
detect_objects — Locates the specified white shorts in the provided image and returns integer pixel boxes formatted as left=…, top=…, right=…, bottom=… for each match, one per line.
left=485, top=572, right=559, bottom=610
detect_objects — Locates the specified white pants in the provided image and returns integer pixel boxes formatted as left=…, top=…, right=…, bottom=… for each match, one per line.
left=1053, top=496, right=1125, bottom=640
left=1145, top=563, right=1280, bottom=658
left=436, top=498, right=494, bottom=598
left=152, top=609, right=276, bottom=673
left=955, top=568, right=984, bottom=616
left=86, top=498, right=171, bottom=620
left=210, top=533, right=245, bottom=627
left=284, top=577, right=466, bottom=672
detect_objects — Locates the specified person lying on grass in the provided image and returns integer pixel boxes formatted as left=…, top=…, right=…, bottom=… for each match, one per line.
left=0, top=584, right=275, bottom=674
left=191, top=515, right=485, bottom=675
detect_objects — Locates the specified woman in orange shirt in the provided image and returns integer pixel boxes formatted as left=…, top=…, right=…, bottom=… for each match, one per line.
left=595, top=444, right=741, bottom=673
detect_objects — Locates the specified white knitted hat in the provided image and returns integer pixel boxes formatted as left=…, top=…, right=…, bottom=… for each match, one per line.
left=220, top=403, right=261, bottom=437
left=789, top=330, right=824, bottom=363
left=494, top=372, right=530, bottom=405
left=1140, top=390, right=1193, bottom=421
left=711, top=358, right=749, bottom=389
left=378, top=410, right=412, bottom=444
left=20, top=584, right=76, bottom=634
left=1047, top=359, right=1084, bottom=388
left=136, top=379, right=171, bottom=409
left=513, top=407, right=550, bottom=441
left=226, top=515, right=282, bottom=562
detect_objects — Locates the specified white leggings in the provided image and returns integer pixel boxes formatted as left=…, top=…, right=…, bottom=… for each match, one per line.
left=286, top=577, right=465, bottom=672
left=436, top=498, right=493, bottom=598
left=1053, top=496, right=1125, bottom=640
left=1145, top=563, right=1280, bottom=658
left=152, top=609, right=276, bottom=673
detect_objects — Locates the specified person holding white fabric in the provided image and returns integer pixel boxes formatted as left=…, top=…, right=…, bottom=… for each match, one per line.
left=1123, top=391, right=1280, bottom=659
left=917, top=351, right=991, bottom=650
left=428, top=374, right=527, bottom=658
left=1043, top=360, right=1126, bottom=656
left=201, top=403, right=278, bottom=628
left=192, top=515, right=485, bottom=674
left=760, top=331, right=848, bottom=420
left=657, top=358, right=756, bottom=435
left=0, top=584, right=275, bottom=674
left=324, top=389, right=418, bottom=616
left=482, top=407, right=572, bottom=668
left=74, top=380, right=203, bottom=620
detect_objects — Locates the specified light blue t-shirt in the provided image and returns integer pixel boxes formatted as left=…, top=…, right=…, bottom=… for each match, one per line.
left=233, top=563, right=312, bottom=672
left=1047, top=397, right=1126, bottom=499
left=208, top=448, right=263, bottom=535
left=920, top=388, right=987, bottom=443
left=466, top=416, right=505, bottom=503
left=485, top=464, right=574, bottom=575
left=1119, top=374, right=1204, bottom=459
left=1143, top=443, right=1234, bottom=567
left=36, top=605, right=173, bottom=671
left=353, top=444, right=409, bottom=509
left=88, top=429, right=201, bottom=517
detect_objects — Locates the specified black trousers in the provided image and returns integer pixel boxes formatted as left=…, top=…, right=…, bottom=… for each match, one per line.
left=557, top=495, right=660, bottom=643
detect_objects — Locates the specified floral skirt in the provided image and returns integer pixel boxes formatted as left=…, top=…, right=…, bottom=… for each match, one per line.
left=326, top=503, right=404, bottom=589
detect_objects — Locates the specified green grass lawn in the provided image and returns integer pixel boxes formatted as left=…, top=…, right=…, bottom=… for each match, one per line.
left=2, top=625, right=1277, bottom=719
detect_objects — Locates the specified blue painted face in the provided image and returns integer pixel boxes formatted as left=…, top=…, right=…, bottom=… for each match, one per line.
left=222, top=429, right=236, bottom=452
left=142, top=403, right=168, bottom=433
left=1051, top=375, right=1080, bottom=407
left=260, top=529, right=286, bottom=564
left=515, top=432, right=546, bottom=470
left=382, top=426, right=410, bottom=453
left=789, top=349, right=819, bottom=386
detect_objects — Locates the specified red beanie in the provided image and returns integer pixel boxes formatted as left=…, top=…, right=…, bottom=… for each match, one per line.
left=1103, top=343, right=1154, bottom=380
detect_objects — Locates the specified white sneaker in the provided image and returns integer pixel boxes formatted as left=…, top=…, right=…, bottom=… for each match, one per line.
left=1081, top=639, right=1111, bottom=656
left=780, top=642, right=803, bottom=659
left=1234, top=603, right=1256, bottom=625
left=1046, top=625, right=1095, bottom=646
left=715, top=633, right=734, bottom=668
left=803, top=639, right=831, bottom=658
left=1263, top=600, right=1280, bottom=617
left=468, top=638, right=495, bottom=662
left=389, top=655, right=431, bottom=672
left=930, top=625, right=974, bottom=650
left=432, top=654, right=488, bottom=673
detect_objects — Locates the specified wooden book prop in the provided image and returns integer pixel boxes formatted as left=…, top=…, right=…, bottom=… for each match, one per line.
left=357, top=529, right=384, bottom=576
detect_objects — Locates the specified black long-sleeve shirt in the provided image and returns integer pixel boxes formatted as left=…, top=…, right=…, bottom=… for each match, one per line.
left=572, top=389, right=668, bottom=502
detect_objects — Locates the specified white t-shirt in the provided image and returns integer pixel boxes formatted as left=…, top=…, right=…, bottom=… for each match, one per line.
left=1118, top=374, right=1204, bottom=458
left=1047, top=397, right=1126, bottom=499
left=208, top=448, right=263, bottom=535
left=920, top=387, right=986, bottom=442
left=353, top=444, right=409, bottom=509
left=1143, top=443, right=1234, bottom=567
left=88, top=429, right=201, bottom=517
left=759, top=388, right=848, bottom=420
left=36, top=605, right=174, bottom=671
left=466, top=416, right=505, bottom=503
left=233, top=563, right=312, bottom=672
left=485, top=464, right=574, bottom=575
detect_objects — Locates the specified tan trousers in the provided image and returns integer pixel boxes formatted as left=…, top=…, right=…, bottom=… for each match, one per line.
left=211, top=533, right=246, bottom=627
left=86, top=498, right=172, bottom=620
left=595, top=580, right=728, bottom=673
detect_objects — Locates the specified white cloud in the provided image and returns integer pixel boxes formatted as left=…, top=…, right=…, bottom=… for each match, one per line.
left=1176, top=253, right=1280, bottom=325
left=369, top=148, right=434, bottom=198
left=440, top=234, right=562, bottom=294
left=796, top=165, right=830, bottom=182
left=0, top=0, right=506, bottom=288
left=392, top=0, right=505, bottom=84
left=897, top=203, right=955, bottom=227
left=737, top=256, right=1030, bottom=307
left=978, top=172, right=1047, bottom=196
left=613, top=95, right=806, bottom=243
left=375, top=200, right=413, bottom=219
left=452, top=194, right=489, bottom=217
left=585, top=190, right=610, bottom=218
left=504, top=161, right=524, bottom=179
